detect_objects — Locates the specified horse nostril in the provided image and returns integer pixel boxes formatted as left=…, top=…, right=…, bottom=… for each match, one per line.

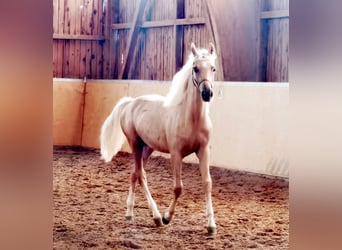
left=201, top=90, right=212, bottom=102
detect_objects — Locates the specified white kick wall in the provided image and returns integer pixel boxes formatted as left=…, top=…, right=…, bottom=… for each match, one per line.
left=53, top=79, right=288, bottom=177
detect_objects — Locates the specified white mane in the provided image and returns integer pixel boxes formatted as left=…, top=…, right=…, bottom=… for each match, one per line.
left=163, top=48, right=216, bottom=107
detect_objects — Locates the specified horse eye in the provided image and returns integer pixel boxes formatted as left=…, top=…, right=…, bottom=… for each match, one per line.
left=193, top=66, right=199, bottom=73
left=212, top=67, right=216, bottom=72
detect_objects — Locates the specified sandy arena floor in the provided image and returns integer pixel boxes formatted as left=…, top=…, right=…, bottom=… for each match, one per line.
left=53, top=147, right=289, bottom=249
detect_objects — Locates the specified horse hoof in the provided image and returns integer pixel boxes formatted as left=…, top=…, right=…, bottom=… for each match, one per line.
left=125, top=216, right=133, bottom=221
left=153, top=218, right=163, bottom=227
left=162, top=217, right=170, bottom=225
left=207, top=226, right=217, bottom=235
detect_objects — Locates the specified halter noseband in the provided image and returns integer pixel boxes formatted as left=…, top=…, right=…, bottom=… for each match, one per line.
left=192, top=69, right=213, bottom=90
left=191, top=55, right=214, bottom=90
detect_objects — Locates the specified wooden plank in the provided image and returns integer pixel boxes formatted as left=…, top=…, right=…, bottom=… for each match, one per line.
left=266, top=18, right=288, bottom=82
left=74, top=40, right=81, bottom=78
left=119, top=0, right=148, bottom=79
left=74, top=0, right=81, bottom=78
left=260, top=10, right=289, bottom=19
left=111, top=23, right=131, bottom=30
left=111, top=18, right=206, bottom=30
left=56, top=40, right=64, bottom=77
left=64, top=0, right=70, bottom=34
left=53, top=41, right=58, bottom=77
left=53, top=34, right=106, bottom=40
left=102, top=0, right=112, bottom=78
left=85, top=41, right=93, bottom=78
left=255, top=1, right=265, bottom=82
left=96, top=0, right=103, bottom=78
left=81, top=0, right=88, bottom=34
left=75, top=0, right=81, bottom=35
left=53, top=0, right=58, bottom=34
left=68, top=40, right=75, bottom=78
left=58, top=0, right=64, bottom=34
left=90, top=41, right=97, bottom=79
left=141, top=18, right=206, bottom=28
left=63, top=40, right=70, bottom=77
left=258, top=19, right=269, bottom=81
left=127, top=32, right=143, bottom=79
left=93, top=0, right=103, bottom=35
left=89, top=0, right=95, bottom=35
left=69, top=0, right=76, bottom=35
left=205, top=0, right=224, bottom=81
left=175, top=0, right=185, bottom=72
left=79, top=40, right=87, bottom=78
left=110, top=0, right=120, bottom=78
left=97, top=42, right=104, bottom=79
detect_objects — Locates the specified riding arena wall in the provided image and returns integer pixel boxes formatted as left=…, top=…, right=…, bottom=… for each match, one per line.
left=53, top=78, right=288, bottom=177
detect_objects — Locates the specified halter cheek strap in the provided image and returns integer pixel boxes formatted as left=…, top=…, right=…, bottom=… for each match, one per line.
left=192, top=70, right=212, bottom=90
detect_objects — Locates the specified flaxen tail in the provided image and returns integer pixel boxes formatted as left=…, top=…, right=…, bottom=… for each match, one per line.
left=100, top=97, right=133, bottom=162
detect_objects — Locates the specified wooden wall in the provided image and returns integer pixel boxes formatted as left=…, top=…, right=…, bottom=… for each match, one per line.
left=210, top=0, right=260, bottom=81
left=259, top=0, right=289, bottom=82
left=53, top=0, right=110, bottom=79
left=113, top=0, right=178, bottom=80
left=53, top=0, right=289, bottom=82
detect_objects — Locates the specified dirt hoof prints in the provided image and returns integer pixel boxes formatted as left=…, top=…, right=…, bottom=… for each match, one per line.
left=53, top=146, right=289, bottom=249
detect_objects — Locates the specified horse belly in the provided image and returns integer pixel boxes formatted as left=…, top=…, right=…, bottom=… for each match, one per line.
left=138, top=120, right=169, bottom=153
left=132, top=100, right=169, bottom=153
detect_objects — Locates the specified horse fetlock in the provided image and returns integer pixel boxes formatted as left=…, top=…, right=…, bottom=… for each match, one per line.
left=206, top=226, right=217, bottom=235
left=125, top=215, right=133, bottom=221
left=206, top=216, right=216, bottom=234
left=162, top=211, right=173, bottom=225
left=125, top=207, right=134, bottom=220
left=162, top=216, right=170, bottom=225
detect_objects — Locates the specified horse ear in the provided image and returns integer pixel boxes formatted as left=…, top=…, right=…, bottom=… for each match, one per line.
left=209, top=42, right=216, bottom=55
left=191, top=42, right=198, bottom=56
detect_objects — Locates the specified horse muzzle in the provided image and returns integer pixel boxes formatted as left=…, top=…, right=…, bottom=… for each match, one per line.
left=200, top=81, right=214, bottom=102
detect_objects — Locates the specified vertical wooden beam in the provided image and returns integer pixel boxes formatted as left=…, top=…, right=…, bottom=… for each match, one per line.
left=111, top=28, right=119, bottom=78
left=118, top=0, right=148, bottom=79
left=175, top=0, right=185, bottom=73
left=53, top=0, right=58, bottom=34
left=256, top=0, right=262, bottom=82
left=75, top=0, right=81, bottom=78
left=205, top=0, right=224, bottom=81
left=106, top=0, right=116, bottom=79
left=257, top=0, right=269, bottom=82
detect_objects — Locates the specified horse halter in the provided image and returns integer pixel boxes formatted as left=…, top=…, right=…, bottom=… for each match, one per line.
left=192, top=73, right=213, bottom=90
left=191, top=65, right=214, bottom=102
left=191, top=55, right=215, bottom=91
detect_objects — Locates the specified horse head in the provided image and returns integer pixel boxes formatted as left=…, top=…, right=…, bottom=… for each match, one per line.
left=191, top=43, right=217, bottom=102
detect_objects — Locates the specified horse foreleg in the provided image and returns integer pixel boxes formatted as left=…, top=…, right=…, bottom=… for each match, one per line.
left=197, top=146, right=216, bottom=234
left=163, top=153, right=183, bottom=225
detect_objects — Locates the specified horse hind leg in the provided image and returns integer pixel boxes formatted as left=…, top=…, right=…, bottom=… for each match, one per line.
left=162, top=153, right=183, bottom=225
left=140, top=146, right=164, bottom=226
left=125, top=168, right=138, bottom=220
left=126, top=142, right=163, bottom=226
left=125, top=141, right=144, bottom=220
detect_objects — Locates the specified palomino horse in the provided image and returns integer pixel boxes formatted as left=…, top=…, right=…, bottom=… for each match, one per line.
left=100, top=43, right=217, bottom=234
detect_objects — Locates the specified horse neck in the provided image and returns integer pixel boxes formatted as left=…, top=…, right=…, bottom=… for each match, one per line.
left=183, top=74, right=208, bottom=123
